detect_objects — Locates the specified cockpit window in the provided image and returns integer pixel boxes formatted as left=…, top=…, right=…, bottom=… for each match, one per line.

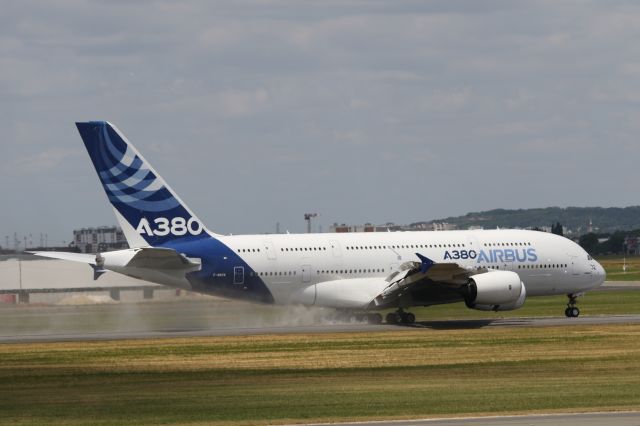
left=587, top=255, right=593, bottom=260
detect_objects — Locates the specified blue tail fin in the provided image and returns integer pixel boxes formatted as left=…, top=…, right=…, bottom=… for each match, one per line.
left=76, top=121, right=211, bottom=247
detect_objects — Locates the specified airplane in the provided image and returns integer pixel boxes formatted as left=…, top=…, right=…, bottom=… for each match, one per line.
left=32, top=121, right=606, bottom=324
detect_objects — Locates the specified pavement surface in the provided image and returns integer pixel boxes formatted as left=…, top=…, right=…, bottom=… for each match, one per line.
left=301, top=411, right=640, bottom=426
left=2, top=297, right=640, bottom=343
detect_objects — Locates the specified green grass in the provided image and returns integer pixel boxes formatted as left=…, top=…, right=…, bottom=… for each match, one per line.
left=408, top=289, right=640, bottom=320
left=2, top=325, right=640, bottom=425
left=597, top=255, right=640, bottom=281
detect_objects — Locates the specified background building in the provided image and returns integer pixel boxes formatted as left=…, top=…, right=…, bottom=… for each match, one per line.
left=73, top=226, right=128, bottom=254
left=624, top=237, right=640, bottom=255
left=329, top=222, right=457, bottom=233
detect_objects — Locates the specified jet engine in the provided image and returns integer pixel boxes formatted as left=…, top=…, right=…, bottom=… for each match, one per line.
left=465, top=270, right=526, bottom=312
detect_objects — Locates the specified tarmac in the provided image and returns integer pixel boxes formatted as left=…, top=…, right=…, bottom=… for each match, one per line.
left=1, top=296, right=640, bottom=343
left=301, top=411, right=640, bottom=426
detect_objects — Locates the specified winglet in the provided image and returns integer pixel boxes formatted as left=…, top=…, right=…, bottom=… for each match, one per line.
left=415, top=253, right=435, bottom=274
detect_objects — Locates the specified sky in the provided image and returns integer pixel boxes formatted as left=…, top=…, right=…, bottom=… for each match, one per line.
left=2, top=0, right=640, bottom=247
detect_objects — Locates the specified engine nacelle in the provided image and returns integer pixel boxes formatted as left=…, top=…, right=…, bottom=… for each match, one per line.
left=465, top=270, right=526, bottom=312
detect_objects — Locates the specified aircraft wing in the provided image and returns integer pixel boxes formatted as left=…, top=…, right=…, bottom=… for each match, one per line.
left=373, top=253, right=483, bottom=307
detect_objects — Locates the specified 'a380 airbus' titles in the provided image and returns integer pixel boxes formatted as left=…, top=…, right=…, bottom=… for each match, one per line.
left=33, top=122, right=606, bottom=324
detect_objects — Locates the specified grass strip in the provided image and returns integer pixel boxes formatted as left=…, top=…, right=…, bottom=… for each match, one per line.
left=1, top=325, right=640, bottom=424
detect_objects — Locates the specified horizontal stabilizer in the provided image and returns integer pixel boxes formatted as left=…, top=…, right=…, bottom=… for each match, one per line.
left=28, top=251, right=97, bottom=264
left=126, top=247, right=201, bottom=270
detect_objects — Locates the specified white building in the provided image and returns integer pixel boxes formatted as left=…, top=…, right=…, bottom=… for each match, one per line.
left=73, top=226, right=128, bottom=254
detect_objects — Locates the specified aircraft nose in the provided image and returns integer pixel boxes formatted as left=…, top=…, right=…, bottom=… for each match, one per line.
left=592, top=260, right=606, bottom=287
left=597, top=261, right=606, bottom=281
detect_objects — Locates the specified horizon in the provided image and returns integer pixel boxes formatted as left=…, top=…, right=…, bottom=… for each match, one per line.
left=4, top=204, right=640, bottom=249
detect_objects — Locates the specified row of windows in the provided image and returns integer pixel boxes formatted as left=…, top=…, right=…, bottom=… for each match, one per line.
left=317, top=268, right=384, bottom=275
left=239, top=244, right=474, bottom=254
left=238, top=241, right=535, bottom=254
left=281, top=247, right=327, bottom=252
left=483, top=264, right=568, bottom=270
left=347, top=243, right=466, bottom=250
left=483, top=242, right=531, bottom=247
left=475, top=263, right=567, bottom=271
left=252, top=271, right=297, bottom=277
left=518, top=264, right=567, bottom=269
left=251, top=269, right=387, bottom=277
left=239, top=247, right=330, bottom=253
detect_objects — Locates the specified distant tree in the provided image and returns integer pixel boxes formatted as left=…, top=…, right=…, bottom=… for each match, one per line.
left=602, top=231, right=625, bottom=255
left=551, top=222, right=564, bottom=236
left=579, top=233, right=599, bottom=254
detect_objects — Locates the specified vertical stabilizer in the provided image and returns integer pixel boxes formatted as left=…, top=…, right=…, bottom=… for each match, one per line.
left=76, top=121, right=212, bottom=247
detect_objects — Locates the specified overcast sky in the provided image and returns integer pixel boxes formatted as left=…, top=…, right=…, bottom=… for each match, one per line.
left=2, top=0, right=640, bottom=246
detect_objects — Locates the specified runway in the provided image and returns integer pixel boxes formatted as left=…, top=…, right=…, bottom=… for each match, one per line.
left=2, top=297, right=640, bottom=343
left=303, top=411, right=640, bottom=426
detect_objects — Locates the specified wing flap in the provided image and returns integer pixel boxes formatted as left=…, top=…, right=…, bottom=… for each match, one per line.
left=375, top=253, right=477, bottom=306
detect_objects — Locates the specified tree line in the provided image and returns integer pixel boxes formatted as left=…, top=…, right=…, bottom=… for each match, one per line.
left=578, top=229, right=640, bottom=255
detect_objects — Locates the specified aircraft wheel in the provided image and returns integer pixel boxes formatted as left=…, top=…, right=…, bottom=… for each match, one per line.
left=565, top=294, right=580, bottom=318
left=367, top=313, right=383, bottom=324
left=386, top=312, right=400, bottom=324
left=402, top=312, right=416, bottom=324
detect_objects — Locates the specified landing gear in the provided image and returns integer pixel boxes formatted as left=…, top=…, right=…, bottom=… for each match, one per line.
left=565, top=294, right=580, bottom=318
left=385, top=309, right=416, bottom=325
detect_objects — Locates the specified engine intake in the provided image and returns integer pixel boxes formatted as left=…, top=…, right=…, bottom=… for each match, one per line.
left=465, top=270, right=526, bottom=311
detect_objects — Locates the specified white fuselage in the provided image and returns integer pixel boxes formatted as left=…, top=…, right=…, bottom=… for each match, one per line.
left=211, top=229, right=605, bottom=307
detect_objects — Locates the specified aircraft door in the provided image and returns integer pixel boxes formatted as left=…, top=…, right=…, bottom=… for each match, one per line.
left=330, top=241, right=342, bottom=258
left=263, top=240, right=277, bottom=260
left=301, top=264, right=312, bottom=283
left=233, top=267, right=245, bottom=285
left=569, top=254, right=580, bottom=276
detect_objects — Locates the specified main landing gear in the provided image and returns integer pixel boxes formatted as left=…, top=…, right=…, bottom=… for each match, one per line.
left=385, top=309, right=416, bottom=325
left=565, top=294, right=580, bottom=318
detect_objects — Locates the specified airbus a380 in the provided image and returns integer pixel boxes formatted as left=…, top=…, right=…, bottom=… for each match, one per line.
left=33, top=121, right=606, bottom=324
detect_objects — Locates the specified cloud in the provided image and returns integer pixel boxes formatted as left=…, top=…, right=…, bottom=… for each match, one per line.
left=1, top=148, right=80, bottom=176
left=2, top=1, right=640, bottom=242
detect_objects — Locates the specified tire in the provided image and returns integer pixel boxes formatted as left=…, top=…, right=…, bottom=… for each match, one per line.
left=565, top=308, right=571, bottom=318
left=571, top=307, right=580, bottom=318
left=403, top=312, right=416, bottom=324
left=386, top=312, right=400, bottom=324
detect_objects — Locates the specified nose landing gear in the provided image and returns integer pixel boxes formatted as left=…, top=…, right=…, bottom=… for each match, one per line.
left=565, top=294, right=580, bottom=318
